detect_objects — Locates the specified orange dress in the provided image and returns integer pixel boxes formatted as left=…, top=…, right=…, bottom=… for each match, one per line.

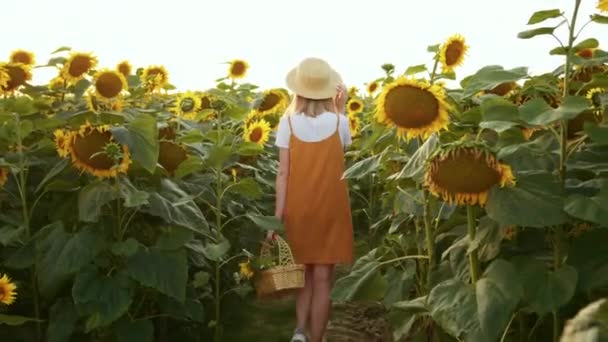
left=283, top=114, right=354, bottom=265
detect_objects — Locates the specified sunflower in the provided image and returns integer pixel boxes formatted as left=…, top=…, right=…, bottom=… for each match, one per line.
left=10, top=50, right=35, bottom=66
left=244, top=120, right=271, bottom=146
left=367, top=81, right=380, bottom=95
left=61, top=52, right=98, bottom=83
left=586, top=87, right=607, bottom=114
left=598, top=0, right=608, bottom=13
left=116, top=60, right=132, bottom=76
left=439, top=34, right=468, bottom=73
left=141, top=65, right=169, bottom=92
left=0, top=68, right=9, bottom=92
left=254, top=89, right=289, bottom=116
left=0, top=168, right=8, bottom=188
left=86, top=91, right=124, bottom=113
left=68, top=123, right=131, bottom=178
left=576, top=48, right=596, bottom=59
left=93, top=69, right=127, bottom=100
left=347, top=98, right=364, bottom=114
left=375, top=77, right=450, bottom=140
left=239, top=261, right=254, bottom=280
left=348, top=86, right=359, bottom=98
left=48, top=75, right=66, bottom=90
left=424, top=142, right=516, bottom=206
left=174, top=91, right=202, bottom=120
left=0, top=63, right=33, bottom=93
left=0, top=274, right=17, bottom=305
left=158, top=141, right=187, bottom=175
left=54, top=129, right=72, bottom=158
left=228, top=59, right=249, bottom=79
left=348, top=113, right=361, bottom=137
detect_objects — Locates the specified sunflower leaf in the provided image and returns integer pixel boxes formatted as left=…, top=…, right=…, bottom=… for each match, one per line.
left=343, top=155, right=381, bottom=180
left=0, top=314, right=42, bottom=326
left=111, top=113, right=159, bottom=174
left=114, top=318, right=154, bottom=342
left=78, top=181, right=117, bottom=223
left=35, top=159, right=69, bottom=193
left=517, top=27, right=556, bottom=39
left=574, top=38, right=599, bottom=51
left=246, top=215, right=284, bottom=231
left=51, top=46, right=72, bottom=54
left=584, top=122, right=608, bottom=145
left=404, top=64, right=428, bottom=76
left=518, top=96, right=590, bottom=126
left=550, top=47, right=569, bottom=55
left=486, top=171, right=567, bottom=227
left=126, top=248, right=188, bottom=302
left=526, top=9, right=562, bottom=25
left=591, top=14, right=608, bottom=25
left=564, top=191, right=608, bottom=226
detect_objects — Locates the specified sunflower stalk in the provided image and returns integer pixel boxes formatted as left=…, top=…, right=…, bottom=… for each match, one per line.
left=466, top=205, right=480, bottom=283
left=213, top=106, right=225, bottom=342
left=553, top=1, right=582, bottom=340
left=13, top=113, right=41, bottom=341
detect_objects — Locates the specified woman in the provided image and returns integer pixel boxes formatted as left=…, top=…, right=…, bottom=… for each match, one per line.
left=271, top=57, right=354, bottom=342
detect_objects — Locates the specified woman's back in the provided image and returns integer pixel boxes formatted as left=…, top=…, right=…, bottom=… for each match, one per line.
left=274, top=112, right=352, bottom=149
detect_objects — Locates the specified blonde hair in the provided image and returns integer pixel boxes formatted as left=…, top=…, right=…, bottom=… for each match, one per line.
left=285, top=95, right=336, bottom=117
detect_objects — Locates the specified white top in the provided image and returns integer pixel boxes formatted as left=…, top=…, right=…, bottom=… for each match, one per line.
left=274, top=112, right=352, bottom=149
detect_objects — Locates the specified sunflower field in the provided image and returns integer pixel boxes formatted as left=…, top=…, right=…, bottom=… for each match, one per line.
left=1, top=1, right=608, bottom=341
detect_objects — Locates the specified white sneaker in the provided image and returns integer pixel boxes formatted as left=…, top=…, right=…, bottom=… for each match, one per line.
left=290, top=329, right=307, bottom=342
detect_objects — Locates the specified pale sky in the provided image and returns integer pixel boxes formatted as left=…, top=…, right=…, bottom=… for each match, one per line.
left=1, top=0, right=604, bottom=91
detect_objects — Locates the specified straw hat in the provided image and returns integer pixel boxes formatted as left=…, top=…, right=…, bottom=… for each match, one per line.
left=285, top=57, right=342, bottom=100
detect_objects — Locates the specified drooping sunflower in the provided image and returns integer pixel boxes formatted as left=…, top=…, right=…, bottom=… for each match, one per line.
left=93, top=69, right=127, bottom=100
left=140, top=65, right=169, bottom=92
left=439, top=34, right=468, bottom=73
left=54, top=129, right=72, bottom=158
left=10, top=50, right=35, bottom=66
left=598, top=0, right=608, bottom=13
left=61, top=52, right=98, bottom=83
left=116, top=60, right=132, bottom=77
left=68, top=123, right=131, bottom=179
left=0, top=63, right=33, bottom=93
left=0, top=168, right=9, bottom=188
left=486, top=82, right=519, bottom=97
left=348, top=113, right=361, bottom=137
left=375, top=77, right=450, bottom=140
left=174, top=91, right=202, bottom=120
left=0, top=273, right=17, bottom=305
left=244, top=120, right=271, bottom=146
left=586, top=87, right=607, bottom=114
left=367, top=81, right=380, bottom=95
left=228, top=59, right=249, bottom=79
left=424, top=142, right=516, bottom=206
left=158, top=141, right=188, bottom=175
left=347, top=98, right=364, bottom=115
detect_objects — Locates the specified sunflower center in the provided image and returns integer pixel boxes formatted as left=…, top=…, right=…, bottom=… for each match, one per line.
left=249, top=127, right=263, bottom=142
left=12, top=52, right=32, bottom=65
left=383, top=85, right=439, bottom=129
left=72, top=129, right=115, bottom=170
left=445, top=42, right=465, bottom=66
left=180, top=97, right=196, bottom=113
left=148, top=69, right=166, bottom=83
left=430, top=149, right=501, bottom=194
left=69, top=56, right=93, bottom=78
left=349, top=102, right=362, bottom=111
left=369, top=83, right=378, bottom=92
left=4, top=65, right=28, bottom=91
left=96, top=72, right=123, bottom=98
left=158, top=141, right=187, bottom=174
left=118, top=63, right=130, bottom=75
left=489, top=82, right=516, bottom=96
left=231, top=62, right=246, bottom=76
left=259, top=93, right=280, bottom=112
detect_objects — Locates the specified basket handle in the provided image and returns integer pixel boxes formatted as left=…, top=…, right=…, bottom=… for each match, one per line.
left=259, top=235, right=296, bottom=266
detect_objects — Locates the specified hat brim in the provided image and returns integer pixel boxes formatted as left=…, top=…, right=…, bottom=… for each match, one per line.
left=285, top=67, right=342, bottom=100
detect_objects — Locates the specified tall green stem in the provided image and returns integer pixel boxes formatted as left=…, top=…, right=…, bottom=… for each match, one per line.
left=213, top=108, right=224, bottom=342
left=422, top=190, right=435, bottom=289
left=15, top=114, right=41, bottom=341
left=554, top=2, right=582, bottom=340
left=466, top=205, right=480, bottom=283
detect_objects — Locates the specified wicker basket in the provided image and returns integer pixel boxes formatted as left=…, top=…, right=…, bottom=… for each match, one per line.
left=254, top=235, right=305, bottom=299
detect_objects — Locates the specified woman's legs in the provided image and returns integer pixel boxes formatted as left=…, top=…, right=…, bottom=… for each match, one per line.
left=310, top=264, right=335, bottom=342
left=295, top=265, right=314, bottom=331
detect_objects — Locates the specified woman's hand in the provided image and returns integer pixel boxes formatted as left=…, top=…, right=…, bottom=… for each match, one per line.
left=335, top=83, right=347, bottom=114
